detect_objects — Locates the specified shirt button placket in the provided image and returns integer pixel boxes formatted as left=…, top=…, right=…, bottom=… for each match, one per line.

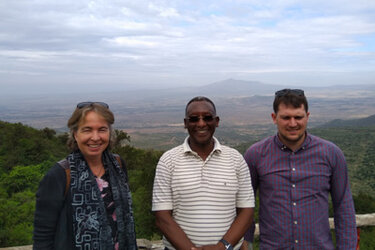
left=290, top=152, right=299, bottom=247
left=201, top=160, right=208, bottom=186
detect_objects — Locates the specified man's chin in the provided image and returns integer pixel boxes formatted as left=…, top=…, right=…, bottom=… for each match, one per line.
left=280, top=133, right=302, bottom=142
left=285, top=135, right=304, bottom=143
left=191, top=136, right=212, bottom=146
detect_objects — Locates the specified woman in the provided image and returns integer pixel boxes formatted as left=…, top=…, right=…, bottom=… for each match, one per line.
left=33, top=102, right=137, bottom=250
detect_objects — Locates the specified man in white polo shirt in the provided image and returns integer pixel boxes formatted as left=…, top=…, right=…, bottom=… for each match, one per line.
left=152, top=96, right=255, bottom=250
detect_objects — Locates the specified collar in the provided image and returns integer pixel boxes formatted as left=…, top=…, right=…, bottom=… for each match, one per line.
left=274, top=132, right=312, bottom=152
left=183, top=136, right=222, bottom=154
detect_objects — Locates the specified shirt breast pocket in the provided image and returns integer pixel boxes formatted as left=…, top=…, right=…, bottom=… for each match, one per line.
left=207, top=173, right=239, bottom=196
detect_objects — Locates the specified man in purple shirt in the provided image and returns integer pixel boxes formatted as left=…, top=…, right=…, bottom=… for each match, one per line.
left=243, top=89, right=357, bottom=249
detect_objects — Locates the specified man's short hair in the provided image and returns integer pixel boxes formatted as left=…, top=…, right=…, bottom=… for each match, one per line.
left=185, top=96, right=216, bottom=116
left=273, top=89, right=308, bottom=113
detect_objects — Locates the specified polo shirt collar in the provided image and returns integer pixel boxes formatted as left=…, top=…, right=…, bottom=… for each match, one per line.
left=183, top=136, right=222, bottom=154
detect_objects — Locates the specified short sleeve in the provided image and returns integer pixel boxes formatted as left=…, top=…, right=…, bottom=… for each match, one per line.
left=152, top=154, right=173, bottom=211
left=236, top=152, right=255, bottom=208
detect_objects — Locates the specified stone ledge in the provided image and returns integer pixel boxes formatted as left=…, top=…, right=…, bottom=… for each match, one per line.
left=2, top=214, right=374, bottom=250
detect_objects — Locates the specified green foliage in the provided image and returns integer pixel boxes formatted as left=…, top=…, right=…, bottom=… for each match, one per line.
left=0, top=164, right=44, bottom=195
left=131, top=185, right=155, bottom=237
left=310, top=126, right=375, bottom=196
left=353, top=193, right=375, bottom=214
left=113, top=129, right=131, bottom=148
left=0, top=121, right=68, bottom=247
left=57, top=132, right=69, bottom=146
left=329, top=227, right=375, bottom=250
left=0, top=190, right=35, bottom=247
left=0, top=121, right=68, bottom=171
left=6, top=223, right=33, bottom=247
left=358, top=227, right=375, bottom=250
left=113, top=145, right=163, bottom=239
left=41, top=127, right=56, bottom=139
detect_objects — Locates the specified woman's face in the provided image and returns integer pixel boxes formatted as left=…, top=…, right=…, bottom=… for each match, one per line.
left=74, top=111, right=110, bottom=160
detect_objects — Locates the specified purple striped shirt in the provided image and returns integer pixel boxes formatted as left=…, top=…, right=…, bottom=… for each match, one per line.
left=244, top=133, right=356, bottom=249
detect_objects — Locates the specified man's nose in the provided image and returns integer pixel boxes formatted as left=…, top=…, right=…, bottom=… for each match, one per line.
left=289, top=118, right=297, bottom=126
left=196, top=117, right=207, bottom=126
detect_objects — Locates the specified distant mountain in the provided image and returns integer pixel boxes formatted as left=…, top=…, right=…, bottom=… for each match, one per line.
left=112, top=79, right=282, bottom=101
left=319, top=114, right=375, bottom=128
left=197, top=79, right=284, bottom=97
left=178, top=79, right=375, bottom=98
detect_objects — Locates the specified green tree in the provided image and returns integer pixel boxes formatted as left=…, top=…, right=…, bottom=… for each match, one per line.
left=353, top=193, right=375, bottom=214
left=0, top=191, right=35, bottom=247
left=1, top=164, right=44, bottom=195
left=0, top=121, right=68, bottom=171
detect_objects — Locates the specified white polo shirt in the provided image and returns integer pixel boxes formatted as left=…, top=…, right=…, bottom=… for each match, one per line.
left=152, top=137, right=255, bottom=249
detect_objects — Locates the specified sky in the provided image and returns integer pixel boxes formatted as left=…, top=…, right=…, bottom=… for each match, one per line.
left=1, top=0, right=375, bottom=94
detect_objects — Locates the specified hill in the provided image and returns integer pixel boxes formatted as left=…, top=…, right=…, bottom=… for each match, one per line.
left=319, top=114, right=375, bottom=128
left=309, top=126, right=375, bottom=196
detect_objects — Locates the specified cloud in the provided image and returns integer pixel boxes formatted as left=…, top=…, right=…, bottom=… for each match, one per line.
left=0, top=0, right=374, bottom=90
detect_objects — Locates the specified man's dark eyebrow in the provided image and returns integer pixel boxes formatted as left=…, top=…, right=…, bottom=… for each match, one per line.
left=279, top=115, right=305, bottom=119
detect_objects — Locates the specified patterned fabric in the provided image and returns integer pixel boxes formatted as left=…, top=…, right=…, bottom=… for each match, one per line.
left=68, top=149, right=137, bottom=250
left=152, top=137, right=254, bottom=250
left=244, top=133, right=357, bottom=250
left=96, top=173, right=118, bottom=249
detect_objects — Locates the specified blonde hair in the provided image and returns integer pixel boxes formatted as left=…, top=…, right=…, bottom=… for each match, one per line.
left=67, top=103, right=115, bottom=151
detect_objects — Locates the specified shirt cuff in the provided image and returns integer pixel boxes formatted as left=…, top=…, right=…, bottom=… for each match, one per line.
left=152, top=203, right=173, bottom=211
left=236, top=200, right=255, bottom=208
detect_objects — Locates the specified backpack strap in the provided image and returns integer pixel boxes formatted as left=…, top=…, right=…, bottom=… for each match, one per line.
left=57, top=158, right=70, bottom=197
left=113, top=154, right=122, bottom=168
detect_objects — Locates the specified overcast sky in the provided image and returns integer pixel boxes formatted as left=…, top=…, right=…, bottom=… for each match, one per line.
left=1, top=0, right=375, bottom=94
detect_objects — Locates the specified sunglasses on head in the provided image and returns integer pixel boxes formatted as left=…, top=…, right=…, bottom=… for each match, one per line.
left=76, top=102, right=109, bottom=109
left=275, top=89, right=305, bottom=97
left=187, top=115, right=215, bottom=123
